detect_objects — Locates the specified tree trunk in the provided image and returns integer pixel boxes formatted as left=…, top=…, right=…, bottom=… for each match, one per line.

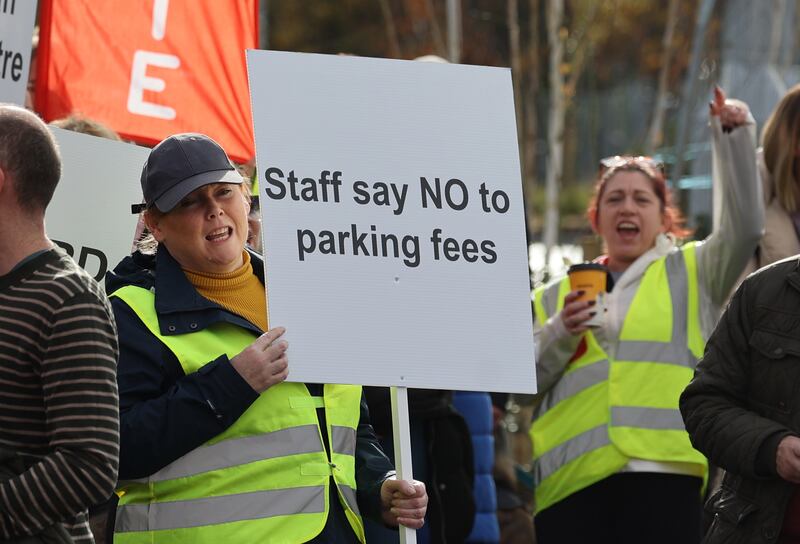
left=424, top=0, right=447, bottom=58
left=259, top=0, right=269, bottom=49
left=562, top=2, right=599, bottom=99
left=446, top=0, right=462, bottom=63
left=379, top=0, right=402, bottom=58
left=543, top=0, right=564, bottom=265
left=645, top=0, right=680, bottom=155
left=508, top=0, right=524, bottom=191
left=672, top=0, right=717, bottom=191
left=645, top=0, right=680, bottom=153
left=524, top=0, right=540, bottom=228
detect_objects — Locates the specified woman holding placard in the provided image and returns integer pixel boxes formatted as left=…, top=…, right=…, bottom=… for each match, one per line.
left=530, top=88, right=762, bottom=543
left=105, top=133, right=427, bottom=543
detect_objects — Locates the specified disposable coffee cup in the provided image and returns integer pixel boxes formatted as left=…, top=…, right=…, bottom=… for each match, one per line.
left=567, top=263, right=608, bottom=303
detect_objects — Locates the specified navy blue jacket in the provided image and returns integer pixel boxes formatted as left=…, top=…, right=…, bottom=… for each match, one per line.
left=453, top=391, right=499, bottom=543
left=106, top=247, right=394, bottom=541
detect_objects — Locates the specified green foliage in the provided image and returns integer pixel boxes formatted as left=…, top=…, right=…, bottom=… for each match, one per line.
left=525, top=181, right=594, bottom=231
left=529, top=183, right=592, bottom=217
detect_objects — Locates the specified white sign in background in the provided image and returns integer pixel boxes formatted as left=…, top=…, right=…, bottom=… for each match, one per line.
left=248, top=51, right=536, bottom=394
left=47, top=128, right=150, bottom=281
left=0, top=0, right=37, bottom=105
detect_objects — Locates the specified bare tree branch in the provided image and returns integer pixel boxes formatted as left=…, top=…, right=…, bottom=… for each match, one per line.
left=379, top=0, right=402, bottom=58
left=645, top=0, right=680, bottom=153
left=563, top=0, right=602, bottom=98
left=544, top=0, right=565, bottom=259
left=508, top=0, right=525, bottom=187
left=525, top=0, right=540, bottom=190
left=424, top=0, right=447, bottom=57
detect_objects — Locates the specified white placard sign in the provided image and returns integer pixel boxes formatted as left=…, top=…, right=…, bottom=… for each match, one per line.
left=0, top=0, right=37, bottom=105
left=248, top=50, right=536, bottom=394
left=47, top=128, right=150, bottom=281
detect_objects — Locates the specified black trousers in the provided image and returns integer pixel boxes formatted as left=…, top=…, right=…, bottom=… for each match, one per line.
left=535, top=472, right=703, bottom=544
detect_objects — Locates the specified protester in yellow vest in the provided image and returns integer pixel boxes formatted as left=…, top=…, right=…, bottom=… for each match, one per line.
left=530, top=88, right=762, bottom=544
left=106, top=133, right=428, bottom=544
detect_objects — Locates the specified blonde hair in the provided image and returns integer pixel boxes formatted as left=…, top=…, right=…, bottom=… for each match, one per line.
left=135, top=208, right=162, bottom=255
left=762, top=84, right=800, bottom=212
left=51, top=114, right=121, bottom=141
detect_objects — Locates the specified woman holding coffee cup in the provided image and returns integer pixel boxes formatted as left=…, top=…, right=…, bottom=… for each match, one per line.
left=530, top=88, right=763, bottom=544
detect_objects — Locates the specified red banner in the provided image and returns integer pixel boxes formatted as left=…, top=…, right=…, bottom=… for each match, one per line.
left=36, top=0, right=257, bottom=162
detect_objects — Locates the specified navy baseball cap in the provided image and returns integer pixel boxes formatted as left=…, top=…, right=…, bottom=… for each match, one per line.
left=140, top=133, right=243, bottom=213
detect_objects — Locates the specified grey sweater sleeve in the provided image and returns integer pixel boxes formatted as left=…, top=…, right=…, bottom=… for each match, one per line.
left=695, top=115, right=764, bottom=337
left=533, top=297, right=582, bottom=395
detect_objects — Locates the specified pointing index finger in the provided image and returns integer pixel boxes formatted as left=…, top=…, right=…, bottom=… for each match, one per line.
left=710, top=86, right=726, bottom=116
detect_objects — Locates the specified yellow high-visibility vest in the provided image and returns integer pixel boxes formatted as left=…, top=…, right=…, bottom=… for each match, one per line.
left=111, top=285, right=365, bottom=544
left=530, top=244, right=707, bottom=513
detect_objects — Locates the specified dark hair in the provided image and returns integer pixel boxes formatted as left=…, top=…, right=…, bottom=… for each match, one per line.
left=0, top=104, right=61, bottom=213
left=587, top=159, right=692, bottom=239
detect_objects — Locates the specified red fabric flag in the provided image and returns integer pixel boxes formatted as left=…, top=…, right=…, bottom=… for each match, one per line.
left=36, top=0, right=257, bottom=162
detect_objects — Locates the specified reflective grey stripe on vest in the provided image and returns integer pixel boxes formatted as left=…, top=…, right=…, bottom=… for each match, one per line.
left=615, top=250, right=697, bottom=368
left=533, top=407, right=686, bottom=485
left=614, top=341, right=697, bottom=367
left=115, top=486, right=326, bottom=533
left=338, top=484, right=361, bottom=516
left=534, top=359, right=609, bottom=419
left=331, top=426, right=356, bottom=456
left=541, top=282, right=562, bottom=318
left=611, top=406, right=686, bottom=431
left=534, top=424, right=610, bottom=485
left=124, top=425, right=324, bottom=484
left=329, top=427, right=359, bottom=515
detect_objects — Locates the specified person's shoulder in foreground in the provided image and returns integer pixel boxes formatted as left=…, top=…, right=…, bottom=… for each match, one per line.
left=9, top=244, right=110, bottom=297
left=0, top=103, right=119, bottom=543
left=679, top=254, right=800, bottom=543
left=732, top=253, right=800, bottom=308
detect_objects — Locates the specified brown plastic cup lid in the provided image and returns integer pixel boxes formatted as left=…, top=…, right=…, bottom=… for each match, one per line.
left=568, top=263, right=608, bottom=274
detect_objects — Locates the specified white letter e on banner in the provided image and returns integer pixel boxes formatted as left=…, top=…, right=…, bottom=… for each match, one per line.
left=127, top=51, right=180, bottom=120
left=127, top=0, right=179, bottom=120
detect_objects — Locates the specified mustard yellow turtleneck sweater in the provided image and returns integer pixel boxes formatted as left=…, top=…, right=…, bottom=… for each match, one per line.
left=183, top=252, right=268, bottom=331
